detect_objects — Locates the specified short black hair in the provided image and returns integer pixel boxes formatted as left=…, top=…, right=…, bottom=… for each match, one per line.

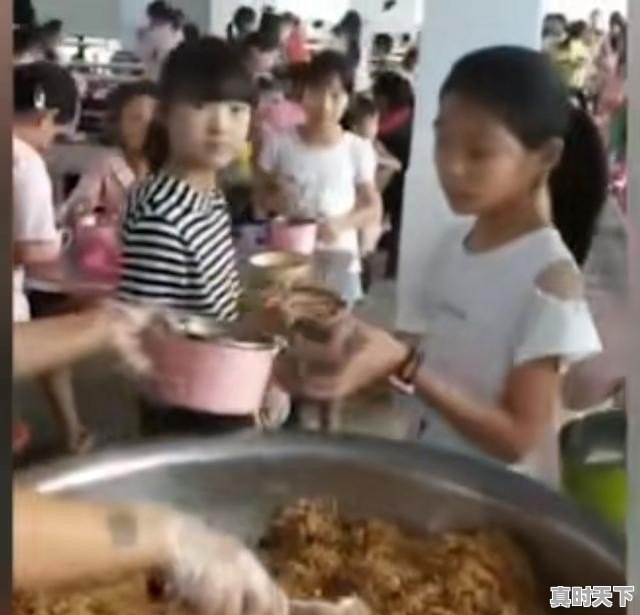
left=372, top=71, right=414, bottom=110
left=105, top=80, right=158, bottom=143
left=373, top=33, right=394, bottom=55
left=41, top=19, right=63, bottom=36
left=281, top=12, right=297, bottom=24
left=14, top=61, right=78, bottom=125
left=159, top=37, right=255, bottom=107
left=343, top=94, right=378, bottom=129
left=233, top=6, right=256, bottom=29
left=258, top=11, right=282, bottom=48
left=244, top=30, right=279, bottom=53
left=183, top=22, right=200, bottom=42
left=13, top=25, right=41, bottom=56
left=304, top=50, right=354, bottom=93
left=440, top=46, right=607, bottom=266
left=147, top=0, right=169, bottom=19
left=402, top=46, right=418, bottom=72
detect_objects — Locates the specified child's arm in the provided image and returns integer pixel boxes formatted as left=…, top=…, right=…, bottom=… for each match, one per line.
left=409, top=358, right=561, bottom=463
left=318, top=182, right=382, bottom=243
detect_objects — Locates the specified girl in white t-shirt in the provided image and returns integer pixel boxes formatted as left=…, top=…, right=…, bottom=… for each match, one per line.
left=257, top=51, right=382, bottom=305
left=289, top=47, right=608, bottom=486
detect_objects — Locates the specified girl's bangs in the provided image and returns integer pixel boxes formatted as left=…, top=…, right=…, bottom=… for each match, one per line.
left=166, top=71, right=255, bottom=106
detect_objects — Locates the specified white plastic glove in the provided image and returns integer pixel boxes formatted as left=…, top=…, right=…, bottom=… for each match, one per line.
left=104, top=300, right=157, bottom=375
left=167, top=515, right=289, bottom=615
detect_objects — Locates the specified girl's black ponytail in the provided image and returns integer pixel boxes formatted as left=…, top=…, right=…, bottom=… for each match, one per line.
left=549, top=106, right=609, bottom=267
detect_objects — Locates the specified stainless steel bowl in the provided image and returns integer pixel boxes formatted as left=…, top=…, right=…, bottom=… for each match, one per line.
left=18, top=433, right=624, bottom=595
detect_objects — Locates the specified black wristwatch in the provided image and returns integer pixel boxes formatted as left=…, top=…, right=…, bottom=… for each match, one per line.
left=388, top=345, right=423, bottom=395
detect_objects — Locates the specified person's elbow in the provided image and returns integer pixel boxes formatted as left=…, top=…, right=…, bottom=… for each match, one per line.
left=493, top=426, right=541, bottom=464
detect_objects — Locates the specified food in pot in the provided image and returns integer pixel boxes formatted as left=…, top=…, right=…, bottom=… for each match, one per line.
left=261, top=500, right=545, bottom=615
left=13, top=500, right=545, bottom=615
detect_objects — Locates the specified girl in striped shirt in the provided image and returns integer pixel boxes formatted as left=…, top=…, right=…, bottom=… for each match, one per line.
left=119, top=37, right=254, bottom=321
left=120, top=37, right=271, bottom=434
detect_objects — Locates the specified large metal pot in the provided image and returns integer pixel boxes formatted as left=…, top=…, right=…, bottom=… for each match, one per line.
left=18, top=433, right=624, bottom=600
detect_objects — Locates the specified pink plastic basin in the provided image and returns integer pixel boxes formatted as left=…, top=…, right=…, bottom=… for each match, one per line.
left=270, top=219, right=317, bottom=255
left=145, top=328, right=280, bottom=415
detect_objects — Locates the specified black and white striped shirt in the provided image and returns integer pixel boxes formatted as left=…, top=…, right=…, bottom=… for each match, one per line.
left=119, top=172, right=240, bottom=321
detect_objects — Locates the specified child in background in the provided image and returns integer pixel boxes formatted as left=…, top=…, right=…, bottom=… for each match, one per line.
left=292, top=47, right=607, bottom=487
left=12, top=61, right=93, bottom=453
left=136, top=0, right=184, bottom=81
left=257, top=51, right=381, bottom=306
left=62, top=81, right=158, bottom=221
left=343, top=94, right=401, bottom=292
left=255, top=75, right=305, bottom=139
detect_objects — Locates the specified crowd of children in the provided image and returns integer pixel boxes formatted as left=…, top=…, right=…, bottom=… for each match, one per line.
left=11, top=3, right=628, bottom=493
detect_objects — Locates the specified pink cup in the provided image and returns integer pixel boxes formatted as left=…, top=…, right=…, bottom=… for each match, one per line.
left=145, top=327, right=281, bottom=415
left=270, top=219, right=317, bottom=255
left=74, top=217, right=121, bottom=282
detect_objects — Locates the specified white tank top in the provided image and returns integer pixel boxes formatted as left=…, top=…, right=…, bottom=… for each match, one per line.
left=403, top=223, right=602, bottom=487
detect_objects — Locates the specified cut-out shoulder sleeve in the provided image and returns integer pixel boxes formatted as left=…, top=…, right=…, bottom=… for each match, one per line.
left=535, top=260, right=585, bottom=300
left=513, top=260, right=601, bottom=366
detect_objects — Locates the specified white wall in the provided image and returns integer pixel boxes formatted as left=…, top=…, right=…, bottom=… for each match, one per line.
left=396, top=0, right=544, bottom=331
left=351, top=0, right=423, bottom=34
left=35, top=0, right=212, bottom=45
left=34, top=0, right=122, bottom=38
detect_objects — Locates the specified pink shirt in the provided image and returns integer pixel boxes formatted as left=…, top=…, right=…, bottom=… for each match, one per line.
left=64, top=152, right=137, bottom=220
left=13, top=136, right=61, bottom=322
left=257, top=98, right=306, bottom=137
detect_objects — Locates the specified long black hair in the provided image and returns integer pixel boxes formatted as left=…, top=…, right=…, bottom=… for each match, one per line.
left=145, top=37, right=255, bottom=171
left=440, top=46, right=608, bottom=266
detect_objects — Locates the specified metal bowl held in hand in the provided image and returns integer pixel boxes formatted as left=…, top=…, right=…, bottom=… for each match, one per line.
left=247, top=251, right=313, bottom=290
left=19, top=432, right=624, bottom=602
left=143, top=313, right=281, bottom=416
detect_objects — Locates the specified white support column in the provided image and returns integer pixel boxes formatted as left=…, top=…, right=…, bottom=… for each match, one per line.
left=627, top=0, right=638, bottom=608
left=396, top=0, right=545, bottom=332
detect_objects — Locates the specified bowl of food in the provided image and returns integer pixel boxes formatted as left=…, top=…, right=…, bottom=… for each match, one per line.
left=248, top=251, right=312, bottom=291
left=276, top=286, right=355, bottom=369
left=17, top=433, right=625, bottom=614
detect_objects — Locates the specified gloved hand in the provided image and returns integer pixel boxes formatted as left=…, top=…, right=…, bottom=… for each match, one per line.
left=104, top=300, right=157, bottom=375
left=167, top=514, right=288, bottom=615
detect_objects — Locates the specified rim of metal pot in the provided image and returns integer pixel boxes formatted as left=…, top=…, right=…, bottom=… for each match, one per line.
left=16, top=431, right=624, bottom=574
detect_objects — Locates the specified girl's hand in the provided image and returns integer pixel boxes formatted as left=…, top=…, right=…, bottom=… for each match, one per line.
left=277, top=319, right=408, bottom=401
left=103, top=300, right=157, bottom=375
left=317, top=218, right=345, bottom=244
left=166, top=515, right=288, bottom=615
